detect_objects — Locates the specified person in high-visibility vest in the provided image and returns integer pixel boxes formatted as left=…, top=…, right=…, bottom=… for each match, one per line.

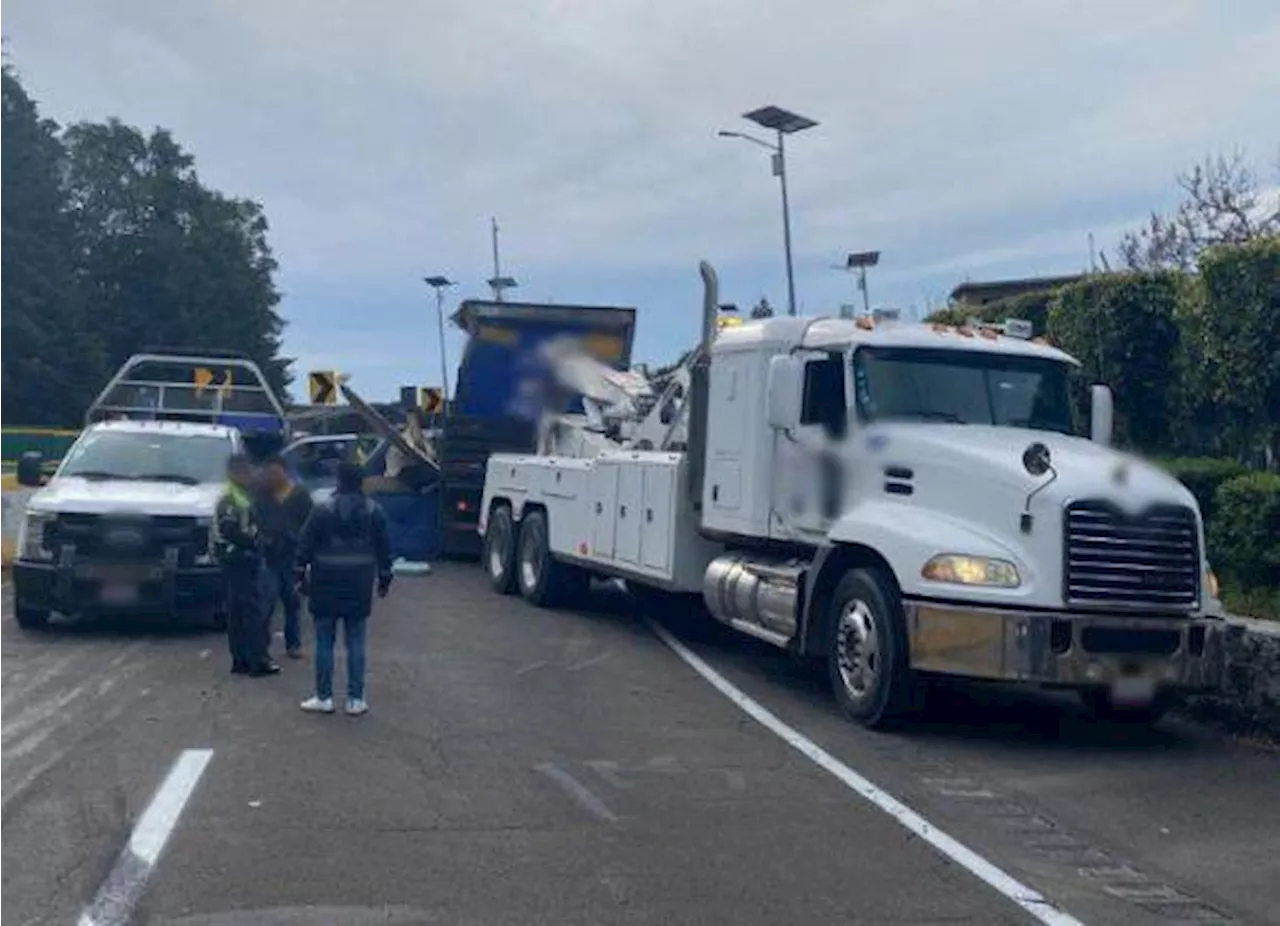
left=214, top=454, right=279, bottom=677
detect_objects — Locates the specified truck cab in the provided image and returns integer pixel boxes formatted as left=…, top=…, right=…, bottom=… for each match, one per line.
left=10, top=350, right=287, bottom=629
left=478, top=263, right=1225, bottom=728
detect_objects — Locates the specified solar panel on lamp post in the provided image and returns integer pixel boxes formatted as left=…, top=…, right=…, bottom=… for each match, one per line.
left=846, top=251, right=880, bottom=317
left=718, top=106, right=819, bottom=317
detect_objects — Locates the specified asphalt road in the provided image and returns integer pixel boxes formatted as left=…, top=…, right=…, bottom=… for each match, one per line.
left=2, top=566, right=1276, bottom=926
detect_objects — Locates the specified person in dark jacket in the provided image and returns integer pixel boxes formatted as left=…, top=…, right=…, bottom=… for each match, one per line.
left=214, top=454, right=280, bottom=677
left=296, top=462, right=392, bottom=716
left=256, top=455, right=314, bottom=659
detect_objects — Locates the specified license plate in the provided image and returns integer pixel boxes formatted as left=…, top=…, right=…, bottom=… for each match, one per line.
left=1110, top=675, right=1156, bottom=706
left=100, top=582, right=139, bottom=605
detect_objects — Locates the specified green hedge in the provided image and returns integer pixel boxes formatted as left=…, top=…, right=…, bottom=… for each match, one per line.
left=1162, top=457, right=1250, bottom=525
left=1207, top=472, right=1280, bottom=590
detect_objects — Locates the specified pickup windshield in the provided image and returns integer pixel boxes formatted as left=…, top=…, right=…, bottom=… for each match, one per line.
left=60, top=430, right=234, bottom=484
left=853, top=347, right=1076, bottom=436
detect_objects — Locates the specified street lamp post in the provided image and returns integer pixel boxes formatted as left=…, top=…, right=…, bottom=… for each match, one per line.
left=423, top=275, right=456, bottom=417
left=718, top=105, right=818, bottom=317
left=844, top=250, right=880, bottom=317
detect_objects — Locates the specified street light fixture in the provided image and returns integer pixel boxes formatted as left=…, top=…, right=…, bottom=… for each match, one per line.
left=718, top=106, right=819, bottom=317
left=843, top=250, right=880, bottom=317
left=423, top=275, right=456, bottom=415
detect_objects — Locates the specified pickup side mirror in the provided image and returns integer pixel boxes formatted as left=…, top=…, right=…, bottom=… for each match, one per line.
left=1090, top=384, right=1114, bottom=446
left=16, top=451, right=45, bottom=488
left=766, top=355, right=803, bottom=431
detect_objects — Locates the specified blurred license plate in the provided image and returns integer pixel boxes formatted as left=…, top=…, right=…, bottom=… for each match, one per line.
left=100, top=582, right=139, bottom=605
left=1110, top=675, right=1156, bottom=706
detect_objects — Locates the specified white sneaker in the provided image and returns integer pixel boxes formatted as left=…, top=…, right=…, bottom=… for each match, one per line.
left=345, top=698, right=368, bottom=716
left=301, top=696, right=335, bottom=714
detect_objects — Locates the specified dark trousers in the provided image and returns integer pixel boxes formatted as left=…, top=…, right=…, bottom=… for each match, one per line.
left=225, top=557, right=270, bottom=670
left=264, top=559, right=302, bottom=651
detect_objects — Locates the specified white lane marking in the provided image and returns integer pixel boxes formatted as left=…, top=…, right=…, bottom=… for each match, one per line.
left=77, top=748, right=213, bottom=926
left=515, top=661, right=548, bottom=676
left=534, top=762, right=618, bottom=823
left=566, top=650, right=612, bottom=672
left=648, top=620, right=1086, bottom=926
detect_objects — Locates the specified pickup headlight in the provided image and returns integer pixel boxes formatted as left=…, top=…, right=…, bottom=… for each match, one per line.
left=17, top=510, right=55, bottom=562
left=195, top=516, right=216, bottom=566
left=1206, top=568, right=1220, bottom=601
left=922, top=554, right=1021, bottom=588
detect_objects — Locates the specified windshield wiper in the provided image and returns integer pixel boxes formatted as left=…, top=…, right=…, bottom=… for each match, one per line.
left=65, top=470, right=129, bottom=481
left=135, top=473, right=201, bottom=485
left=911, top=411, right=966, bottom=423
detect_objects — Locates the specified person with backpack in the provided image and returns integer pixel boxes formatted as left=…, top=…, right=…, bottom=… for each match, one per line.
left=295, top=462, right=393, bottom=716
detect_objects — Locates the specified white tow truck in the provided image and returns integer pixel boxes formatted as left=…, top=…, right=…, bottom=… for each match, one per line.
left=478, top=263, right=1225, bottom=727
left=10, top=350, right=288, bottom=629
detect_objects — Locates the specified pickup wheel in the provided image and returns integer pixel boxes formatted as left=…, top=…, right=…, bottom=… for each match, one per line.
left=516, top=509, right=565, bottom=608
left=14, top=604, right=51, bottom=631
left=484, top=505, right=517, bottom=595
left=826, top=568, right=911, bottom=729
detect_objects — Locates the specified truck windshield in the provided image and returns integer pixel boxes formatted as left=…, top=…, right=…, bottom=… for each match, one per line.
left=60, top=431, right=234, bottom=485
left=853, top=347, right=1076, bottom=435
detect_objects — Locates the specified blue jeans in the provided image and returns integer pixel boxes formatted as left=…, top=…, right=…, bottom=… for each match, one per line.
left=265, top=561, right=302, bottom=652
left=313, top=613, right=367, bottom=701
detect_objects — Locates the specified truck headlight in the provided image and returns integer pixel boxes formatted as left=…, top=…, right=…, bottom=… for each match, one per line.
left=1206, top=568, right=1220, bottom=601
left=17, top=511, right=54, bottom=562
left=922, top=554, right=1020, bottom=588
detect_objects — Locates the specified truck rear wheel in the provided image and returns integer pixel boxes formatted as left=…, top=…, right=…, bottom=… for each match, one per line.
left=484, top=504, right=517, bottom=595
left=827, top=568, right=911, bottom=729
left=516, top=509, right=577, bottom=608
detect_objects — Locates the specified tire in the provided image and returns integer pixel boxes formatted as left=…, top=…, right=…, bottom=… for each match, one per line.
left=484, top=505, right=517, bottom=595
left=1080, top=689, right=1176, bottom=725
left=515, top=509, right=573, bottom=608
left=826, top=568, right=911, bottom=729
left=14, top=604, right=51, bottom=631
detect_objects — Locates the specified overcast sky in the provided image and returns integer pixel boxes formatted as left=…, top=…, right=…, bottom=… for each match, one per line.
left=5, top=0, right=1278, bottom=401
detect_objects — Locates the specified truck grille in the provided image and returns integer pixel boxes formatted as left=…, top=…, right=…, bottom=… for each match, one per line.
left=48, top=513, right=209, bottom=564
left=1064, top=501, right=1199, bottom=610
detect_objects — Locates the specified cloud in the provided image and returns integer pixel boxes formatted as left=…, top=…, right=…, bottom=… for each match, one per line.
left=4, top=0, right=1278, bottom=397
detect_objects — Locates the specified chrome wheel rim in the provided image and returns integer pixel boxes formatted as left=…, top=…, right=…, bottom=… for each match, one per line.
left=487, top=518, right=508, bottom=579
left=836, top=598, right=880, bottom=704
left=519, top=522, right=542, bottom=592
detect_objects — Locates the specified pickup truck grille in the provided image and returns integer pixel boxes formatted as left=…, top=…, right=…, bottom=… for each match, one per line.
left=1064, top=501, right=1199, bottom=611
left=47, top=513, right=209, bottom=564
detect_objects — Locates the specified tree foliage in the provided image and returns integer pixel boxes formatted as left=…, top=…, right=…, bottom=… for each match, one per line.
left=1188, top=236, right=1280, bottom=467
left=1, top=66, right=288, bottom=426
left=1118, top=151, right=1280, bottom=272
left=1047, top=273, right=1183, bottom=451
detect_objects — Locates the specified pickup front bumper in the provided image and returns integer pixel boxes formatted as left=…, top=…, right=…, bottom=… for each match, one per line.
left=905, top=600, right=1224, bottom=694
left=13, top=557, right=223, bottom=617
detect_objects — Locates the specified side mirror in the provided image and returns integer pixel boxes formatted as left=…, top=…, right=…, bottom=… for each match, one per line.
left=1090, top=384, right=1114, bottom=446
left=16, top=451, right=45, bottom=488
left=766, top=355, right=802, bottom=431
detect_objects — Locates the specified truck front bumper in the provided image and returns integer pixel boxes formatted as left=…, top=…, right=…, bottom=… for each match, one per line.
left=12, top=558, right=223, bottom=618
left=905, top=600, right=1224, bottom=694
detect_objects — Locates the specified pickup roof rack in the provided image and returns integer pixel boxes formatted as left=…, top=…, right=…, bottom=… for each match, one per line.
left=86, top=351, right=288, bottom=439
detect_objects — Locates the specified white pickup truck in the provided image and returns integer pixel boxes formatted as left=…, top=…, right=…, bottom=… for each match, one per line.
left=10, top=350, right=288, bottom=629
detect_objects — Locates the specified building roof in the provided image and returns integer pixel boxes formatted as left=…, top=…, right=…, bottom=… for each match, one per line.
left=949, top=273, right=1086, bottom=305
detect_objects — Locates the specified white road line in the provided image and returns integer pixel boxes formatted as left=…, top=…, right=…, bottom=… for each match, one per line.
left=534, top=762, right=618, bottom=823
left=77, top=748, right=213, bottom=926
left=648, top=620, right=1086, bottom=926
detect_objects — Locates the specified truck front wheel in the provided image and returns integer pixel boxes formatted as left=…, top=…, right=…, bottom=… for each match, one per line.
left=485, top=505, right=517, bottom=595
left=826, top=568, right=911, bottom=729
